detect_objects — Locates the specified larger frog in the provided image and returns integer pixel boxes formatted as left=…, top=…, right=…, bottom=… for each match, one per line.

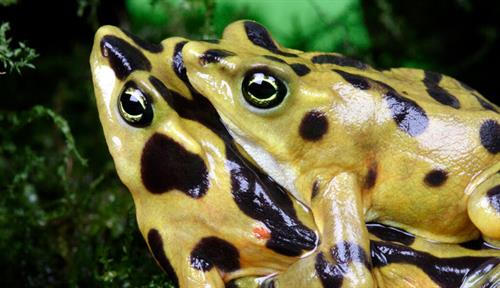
left=90, top=21, right=500, bottom=287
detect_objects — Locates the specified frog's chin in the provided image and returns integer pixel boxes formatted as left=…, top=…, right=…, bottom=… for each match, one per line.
left=220, top=118, right=303, bottom=203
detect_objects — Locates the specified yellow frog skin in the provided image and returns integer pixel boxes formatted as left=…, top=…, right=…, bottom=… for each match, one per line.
left=90, top=21, right=500, bottom=287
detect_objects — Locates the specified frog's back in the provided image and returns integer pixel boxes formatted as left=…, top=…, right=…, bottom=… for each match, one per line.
left=339, top=66, right=500, bottom=243
left=380, top=67, right=497, bottom=113
left=180, top=21, right=500, bottom=243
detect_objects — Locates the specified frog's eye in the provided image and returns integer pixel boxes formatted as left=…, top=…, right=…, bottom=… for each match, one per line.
left=118, top=82, right=153, bottom=127
left=242, top=70, right=287, bottom=109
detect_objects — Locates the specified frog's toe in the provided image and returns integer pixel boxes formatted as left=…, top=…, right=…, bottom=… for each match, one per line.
left=460, top=258, right=500, bottom=288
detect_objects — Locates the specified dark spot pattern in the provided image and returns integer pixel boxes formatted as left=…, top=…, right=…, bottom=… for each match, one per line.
left=423, top=70, right=442, bottom=85
left=315, top=252, right=343, bottom=287
left=149, top=76, right=228, bottom=136
left=364, top=163, right=378, bottom=189
left=460, top=237, right=499, bottom=250
left=384, top=90, right=429, bottom=137
left=487, top=185, right=500, bottom=213
left=424, top=169, right=448, bottom=187
left=480, top=119, right=500, bottom=154
left=243, top=21, right=298, bottom=57
left=121, top=29, right=163, bottom=53
left=228, top=150, right=317, bottom=256
left=147, top=229, right=179, bottom=286
left=265, top=279, right=276, bottom=288
left=457, top=80, right=497, bottom=112
left=474, top=94, right=498, bottom=112
left=371, top=240, right=498, bottom=287
left=152, top=45, right=317, bottom=257
left=199, top=49, right=236, bottom=65
left=289, top=63, right=311, bottom=76
left=173, top=41, right=190, bottom=84
left=366, top=222, right=415, bottom=246
left=311, top=180, right=320, bottom=199
left=262, top=56, right=312, bottom=77
left=141, top=133, right=209, bottom=197
left=315, top=242, right=370, bottom=288
left=331, top=241, right=370, bottom=268
left=263, top=55, right=287, bottom=63
left=333, top=69, right=371, bottom=90
left=299, top=110, right=329, bottom=141
left=423, top=71, right=461, bottom=109
left=311, top=54, right=367, bottom=69
left=190, top=237, right=240, bottom=272
left=100, top=35, right=151, bottom=79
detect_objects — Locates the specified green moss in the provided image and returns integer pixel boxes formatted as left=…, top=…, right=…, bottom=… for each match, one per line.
left=0, top=22, right=38, bottom=74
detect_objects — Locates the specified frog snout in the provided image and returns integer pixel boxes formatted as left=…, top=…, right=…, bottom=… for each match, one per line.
left=92, top=26, right=153, bottom=81
left=91, top=25, right=122, bottom=65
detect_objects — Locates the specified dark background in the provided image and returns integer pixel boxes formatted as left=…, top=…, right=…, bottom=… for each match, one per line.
left=0, top=0, right=498, bottom=286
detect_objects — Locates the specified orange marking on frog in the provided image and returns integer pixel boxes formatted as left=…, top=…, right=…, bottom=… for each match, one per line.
left=253, top=225, right=271, bottom=240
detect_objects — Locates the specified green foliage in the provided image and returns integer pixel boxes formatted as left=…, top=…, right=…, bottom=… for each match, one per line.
left=0, top=22, right=38, bottom=74
left=0, top=0, right=16, bottom=6
left=0, top=105, right=173, bottom=286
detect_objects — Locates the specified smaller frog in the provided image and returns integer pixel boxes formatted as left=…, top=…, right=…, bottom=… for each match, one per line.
left=90, top=21, right=500, bottom=287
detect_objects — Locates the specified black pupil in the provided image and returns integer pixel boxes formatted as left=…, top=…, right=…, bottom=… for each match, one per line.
left=118, top=82, right=153, bottom=127
left=242, top=71, right=287, bottom=109
left=248, top=74, right=277, bottom=99
left=122, top=92, right=145, bottom=115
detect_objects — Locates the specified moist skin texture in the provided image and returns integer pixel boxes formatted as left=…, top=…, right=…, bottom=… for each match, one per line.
left=91, top=21, right=500, bottom=288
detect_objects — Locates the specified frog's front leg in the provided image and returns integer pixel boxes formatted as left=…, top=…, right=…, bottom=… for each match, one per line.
left=146, top=229, right=225, bottom=288
left=266, top=172, right=374, bottom=287
left=468, top=170, right=500, bottom=247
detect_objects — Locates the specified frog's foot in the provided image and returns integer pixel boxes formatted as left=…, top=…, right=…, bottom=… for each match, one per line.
left=245, top=173, right=375, bottom=288
left=255, top=246, right=372, bottom=288
left=309, top=172, right=375, bottom=287
left=468, top=172, right=500, bottom=247
left=461, top=258, right=500, bottom=288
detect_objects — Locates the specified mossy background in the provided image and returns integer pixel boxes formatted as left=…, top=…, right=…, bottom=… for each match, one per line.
left=0, top=0, right=499, bottom=287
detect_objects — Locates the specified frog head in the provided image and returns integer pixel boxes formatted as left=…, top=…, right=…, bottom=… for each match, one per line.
left=90, top=25, right=319, bottom=282
left=182, top=20, right=364, bottom=202
left=90, top=26, right=213, bottom=200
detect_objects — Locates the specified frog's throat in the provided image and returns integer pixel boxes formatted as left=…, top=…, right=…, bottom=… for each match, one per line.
left=220, top=117, right=302, bottom=202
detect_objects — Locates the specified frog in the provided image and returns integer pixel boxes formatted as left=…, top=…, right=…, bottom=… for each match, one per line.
left=90, top=25, right=319, bottom=287
left=89, top=20, right=500, bottom=287
left=179, top=20, right=500, bottom=285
